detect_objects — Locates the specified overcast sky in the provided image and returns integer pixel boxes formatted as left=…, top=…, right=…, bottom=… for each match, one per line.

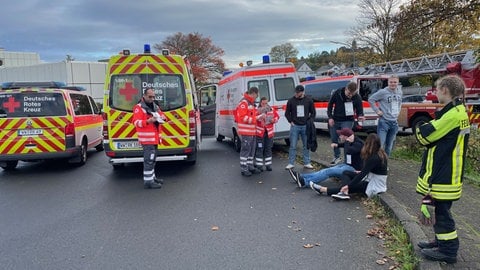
left=1, top=0, right=361, bottom=68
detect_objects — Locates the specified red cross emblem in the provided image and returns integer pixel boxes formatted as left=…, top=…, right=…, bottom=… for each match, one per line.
left=119, top=82, right=139, bottom=102
left=3, top=96, right=21, bottom=113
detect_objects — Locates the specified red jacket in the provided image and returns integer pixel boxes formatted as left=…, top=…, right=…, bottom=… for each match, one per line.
left=132, top=100, right=164, bottom=145
left=236, top=93, right=257, bottom=136
left=256, top=105, right=279, bottom=138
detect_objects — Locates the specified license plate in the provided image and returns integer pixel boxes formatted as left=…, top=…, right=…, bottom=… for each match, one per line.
left=116, top=141, right=141, bottom=149
left=362, top=120, right=377, bottom=126
left=18, top=129, right=43, bottom=136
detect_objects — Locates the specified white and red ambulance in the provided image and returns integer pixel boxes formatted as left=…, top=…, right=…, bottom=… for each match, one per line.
left=215, top=57, right=300, bottom=151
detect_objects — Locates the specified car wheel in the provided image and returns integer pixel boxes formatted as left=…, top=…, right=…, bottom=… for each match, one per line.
left=95, top=143, right=104, bottom=152
left=78, top=140, right=88, bottom=166
left=233, top=133, right=241, bottom=152
left=1, top=160, right=18, bottom=171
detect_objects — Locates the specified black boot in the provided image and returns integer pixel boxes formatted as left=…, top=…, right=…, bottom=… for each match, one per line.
left=144, top=181, right=162, bottom=189
left=418, top=240, right=437, bottom=249
left=421, top=248, right=457, bottom=264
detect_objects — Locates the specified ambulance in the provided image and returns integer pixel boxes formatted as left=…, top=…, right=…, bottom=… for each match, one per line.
left=301, top=75, right=389, bottom=132
left=215, top=56, right=299, bottom=151
left=0, top=81, right=104, bottom=170
left=102, top=44, right=201, bottom=168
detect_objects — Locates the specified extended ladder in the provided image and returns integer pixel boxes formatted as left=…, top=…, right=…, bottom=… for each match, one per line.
left=361, top=50, right=477, bottom=76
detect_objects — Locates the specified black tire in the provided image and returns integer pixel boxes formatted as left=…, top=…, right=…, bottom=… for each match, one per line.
left=95, top=143, right=104, bottom=152
left=233, top=133, right=241, bottom=152
left=1, top=160, right=18, bottom=171
left=216, top=134, right=224, bottom=142
left=77, top=140, right=88, bottom=166
left=185, top=150, right=197, bottom=165
left=284, top=138, right=290, bottom=146
left=112, top=163, right=124, bottom=170
left=411, top=115, right=431, bottom=131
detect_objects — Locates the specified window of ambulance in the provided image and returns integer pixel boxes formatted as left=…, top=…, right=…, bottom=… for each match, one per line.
left=70, top=93, right=93, bottom=115
left=248, top=80, right=270, bottom=102
left=274, top=78, right=296, bottom=101
left=303, top=79, right=350, bottom=102
left=109, top=74, right=186, bottom=112
left=0, top=92, right=67, bottom=118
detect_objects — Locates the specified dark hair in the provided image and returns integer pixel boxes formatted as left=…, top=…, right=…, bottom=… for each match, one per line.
left=346, top=82, right=357, bottom=93
left=361, top=133, right=387, bottom=164
left=247, top=86, right=259, bottom=95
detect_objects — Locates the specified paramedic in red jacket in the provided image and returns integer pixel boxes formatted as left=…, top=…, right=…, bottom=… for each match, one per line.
left=132, top=88, right=165, bottom=189
left=236, top=87, right=262, bottom=177
left=255, top=97, right=279, bottom=171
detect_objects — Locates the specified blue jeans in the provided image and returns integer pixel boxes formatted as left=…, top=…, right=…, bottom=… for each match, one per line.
left=377, top=118, right=398, bottom=156
left=288, top=124, right=310, bottom=165
left=301, top=163, right=355, bottom=187
left=329, top=120, right=354, bottom=159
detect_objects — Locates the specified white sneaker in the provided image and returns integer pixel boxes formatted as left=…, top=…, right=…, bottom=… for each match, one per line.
left=329, top=157, right=342, bottom=166
left=331, top=192, right=350, bottom=200
left=285, top=164, right=294, bottom=170
left=310, top=182, right=324, bottom=195
left=304, top=163, right=314, bottom=169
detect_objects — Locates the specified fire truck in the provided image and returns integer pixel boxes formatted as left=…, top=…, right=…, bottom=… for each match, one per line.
left=361, top=50, right=480, bottom=130
left=301, top=75, right=389, bottom=132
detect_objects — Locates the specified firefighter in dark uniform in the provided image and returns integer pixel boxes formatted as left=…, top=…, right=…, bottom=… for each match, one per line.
left=415, top=75, right=470, bottom=264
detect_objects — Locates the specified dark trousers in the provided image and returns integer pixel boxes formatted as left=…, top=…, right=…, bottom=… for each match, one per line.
left=434, top=201, right=459, bottom=256
left=240, top=135, right=256, bottom=172
left=326, top=170, right=368, bottom=195
left=255, top=132, right=273, bottom=167
left=142, top=144, right=157, bottom=183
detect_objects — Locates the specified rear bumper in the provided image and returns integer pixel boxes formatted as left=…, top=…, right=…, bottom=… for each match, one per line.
left=103, top=142, right=196, bottom=164
left=0, top=147, right=81, bottom=162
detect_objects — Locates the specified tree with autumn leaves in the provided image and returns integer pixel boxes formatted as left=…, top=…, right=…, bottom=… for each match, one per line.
left=153, top=32, right=225, bottom=84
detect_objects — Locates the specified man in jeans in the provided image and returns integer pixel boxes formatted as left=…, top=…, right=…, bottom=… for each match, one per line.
left=368, top=75, right=402, bottom=156
left=327, top=81, right=364, bottom=165
left=284, top=85, right=316, bottom=170
left=288, top=127, right=364, bottom=188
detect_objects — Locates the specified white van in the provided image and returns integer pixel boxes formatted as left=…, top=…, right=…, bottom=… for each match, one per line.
left=214, top=57, right=299, bottom=151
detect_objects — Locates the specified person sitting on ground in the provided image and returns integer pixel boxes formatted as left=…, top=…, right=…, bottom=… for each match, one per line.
left=288, top=127, right=363, bottom=188
left=310, top=133, right=388, bottom=200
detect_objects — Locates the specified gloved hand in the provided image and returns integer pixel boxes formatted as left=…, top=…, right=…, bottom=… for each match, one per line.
left=418, top=194, right=435, bottom=226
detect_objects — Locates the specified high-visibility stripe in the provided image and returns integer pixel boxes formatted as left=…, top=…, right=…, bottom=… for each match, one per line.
left=436, top=230, right=458, bottom=241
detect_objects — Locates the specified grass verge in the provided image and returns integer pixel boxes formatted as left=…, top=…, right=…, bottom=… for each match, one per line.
left=363, top=197, right=419, bottom=270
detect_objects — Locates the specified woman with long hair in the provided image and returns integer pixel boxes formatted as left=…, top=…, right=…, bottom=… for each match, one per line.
left=310, top=133, right=388, bottom=200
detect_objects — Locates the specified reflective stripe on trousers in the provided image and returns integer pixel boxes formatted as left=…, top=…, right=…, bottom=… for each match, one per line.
left=143, top=144, right=156, bottom=182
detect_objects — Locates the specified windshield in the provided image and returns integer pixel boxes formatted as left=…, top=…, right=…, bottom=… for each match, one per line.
left=0, top=92, right=66, bottom=118
left=109, top=74, right=186, bottom=112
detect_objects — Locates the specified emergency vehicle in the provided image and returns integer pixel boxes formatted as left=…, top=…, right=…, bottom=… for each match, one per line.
left=301, top=75, right=388, bottom=132
left=102, top=44, right=200, bottom=168
left=215, top=56, right=299, bottom=151
left=0, top=81, right=104, bottom=170
left=361, top=50, right=480, bottom=129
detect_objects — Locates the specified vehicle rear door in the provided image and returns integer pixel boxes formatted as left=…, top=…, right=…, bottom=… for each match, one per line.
left=0, top=90, right=69, bottom=156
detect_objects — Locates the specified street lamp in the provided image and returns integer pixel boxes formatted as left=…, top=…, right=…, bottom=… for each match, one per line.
left=330, top=40, right=356, bottom=69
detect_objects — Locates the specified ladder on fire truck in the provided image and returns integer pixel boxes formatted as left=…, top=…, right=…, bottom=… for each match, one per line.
left=360, top=50, right=477, bottom=76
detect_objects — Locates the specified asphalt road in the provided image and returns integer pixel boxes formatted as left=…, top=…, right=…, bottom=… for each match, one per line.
left=1, top=138, right=389, bottom=270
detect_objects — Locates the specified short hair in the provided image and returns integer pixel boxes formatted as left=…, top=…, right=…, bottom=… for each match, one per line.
left=247, top=86, right=259, bottom=95
left=346, top=82, right=357, bottom=93
left=260, top=96, right=268, bottom=102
